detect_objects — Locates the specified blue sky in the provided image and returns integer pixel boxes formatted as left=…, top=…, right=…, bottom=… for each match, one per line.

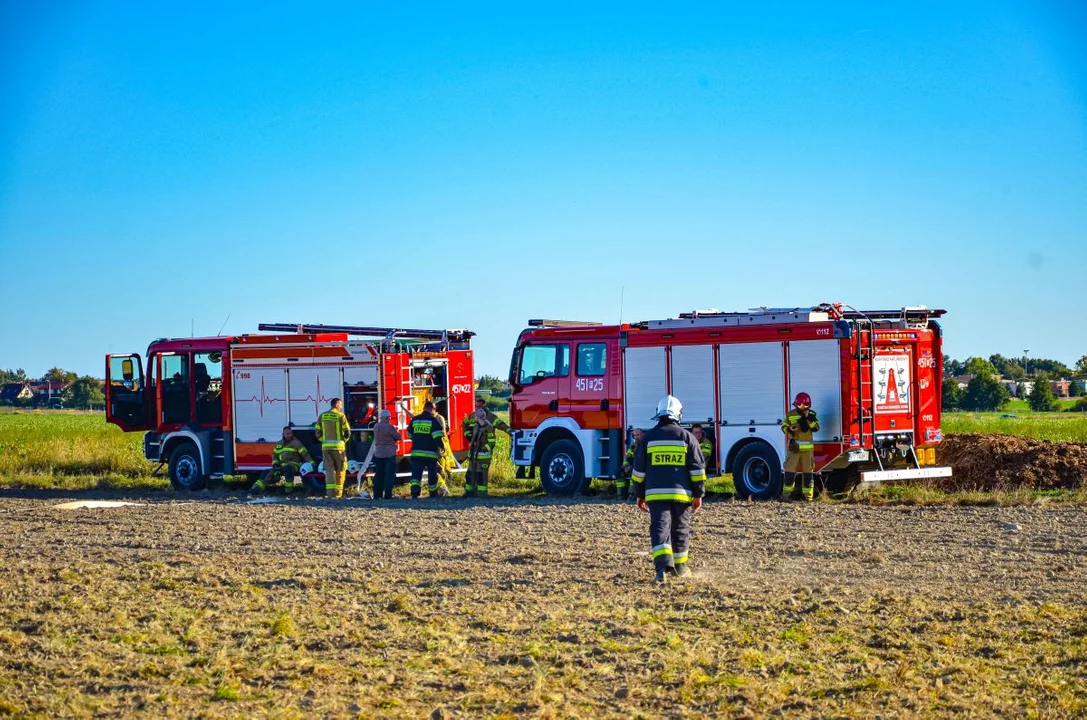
left=1, top=1, right=1085, bottom=379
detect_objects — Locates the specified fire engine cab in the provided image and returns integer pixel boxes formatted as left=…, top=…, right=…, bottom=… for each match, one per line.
left=508, top=304, right=952, bottom=498
left=105, top=324, right=475, bottom=490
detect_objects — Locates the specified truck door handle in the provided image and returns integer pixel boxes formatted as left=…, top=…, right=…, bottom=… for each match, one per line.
left=600, top=399, right=609, bottom=411
left=548, top=400, right=558, bottom=411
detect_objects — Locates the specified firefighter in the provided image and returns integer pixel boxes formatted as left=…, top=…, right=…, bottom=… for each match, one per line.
left=250, top=426, right=314, bottom=494
left=617, top=427, right=644, bottom=500
left=633, top=395, right=706, bottom=584
left=462, top=397, right=510, bottom=497
left=691, top=424, right=715, bottom=476
left=782, top=392, right=820, bottom=501
left=316, top=398, right=352, bottom=499
left=409, top=400, right=449, bottom=498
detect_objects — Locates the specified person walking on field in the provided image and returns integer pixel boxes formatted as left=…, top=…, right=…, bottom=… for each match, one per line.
left=409, top=401, right=449, bottom=498
left=633, top=395, right=706, bottom=584
left=250, top=426, right=314, bottom=494
left=371, top=409, right=401, bottom=500
left=316, top=398, right=352, bottom=499
left=462, top=396, right=510, bottom=497
left=782, top=392, right=820, bottom=501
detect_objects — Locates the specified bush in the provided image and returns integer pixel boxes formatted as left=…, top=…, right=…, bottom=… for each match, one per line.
left=961, top=375, right=1010, bottom=412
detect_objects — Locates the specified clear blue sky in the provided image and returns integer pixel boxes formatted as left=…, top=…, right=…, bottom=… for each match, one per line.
left=2, top=1, right=1085, bottom=380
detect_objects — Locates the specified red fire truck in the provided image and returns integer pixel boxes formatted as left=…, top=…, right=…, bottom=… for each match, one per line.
left=105, top=324, right=475, bottom=490
left=507, top=304, right=952, bottom=498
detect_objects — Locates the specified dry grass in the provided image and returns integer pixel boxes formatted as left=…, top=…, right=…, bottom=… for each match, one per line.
left=1, top=555, right=1084, bottom=717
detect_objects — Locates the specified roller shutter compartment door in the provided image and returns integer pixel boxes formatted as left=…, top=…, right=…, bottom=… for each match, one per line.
left=624, top=346, right=667, bottom=430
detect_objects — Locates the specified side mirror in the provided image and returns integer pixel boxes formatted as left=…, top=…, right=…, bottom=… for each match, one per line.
left=122, top=359, right=135, bottom=382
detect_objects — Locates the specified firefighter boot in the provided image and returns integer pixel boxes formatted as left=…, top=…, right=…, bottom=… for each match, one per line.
left=655, top=569, right=668, bottom=584
left=787, top=473, right=804, bottom=501
left=802, top=473, right=814, bottom=502
left=616, top=482, right=627, bottom=501
left=675, top=563, right=692, bottom=579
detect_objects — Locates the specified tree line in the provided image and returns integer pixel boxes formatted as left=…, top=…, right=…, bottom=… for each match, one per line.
left=0, top=367, right=105, bottom=409
left=942, top=354, right=1087, bottom=413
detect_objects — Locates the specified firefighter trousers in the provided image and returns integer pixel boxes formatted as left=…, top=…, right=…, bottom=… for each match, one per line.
left=649, top=501, right=693, bottom=572
left=410, top=457, right=440, bottom=498
left=465, top=459, right=491, bottom=495
left=616, top=470, right=631, bottom=498
left=787, top=472, right=814, bottom=500
left=323, top=448, right=347, bottom=499
left=253, top=465, right=298, bottom=493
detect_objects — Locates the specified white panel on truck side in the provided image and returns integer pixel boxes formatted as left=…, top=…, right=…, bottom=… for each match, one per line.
left=233, top=368, right=287, bottom=442
left=787, top=340, right=843, bottom=441
left=288, top=367, right=343, bottom=427
left=670, top=345, right=715, bottom=424
left=624, top=346, right=667, bottom=430
left=719, top=342, right=785, bottom=426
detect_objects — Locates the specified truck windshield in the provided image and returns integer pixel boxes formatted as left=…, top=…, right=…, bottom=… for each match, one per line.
left=518, top=344, right=568, bottom=384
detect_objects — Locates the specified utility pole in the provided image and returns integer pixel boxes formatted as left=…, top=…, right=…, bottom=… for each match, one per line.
left=1023, top=349, right=1030, bottom=377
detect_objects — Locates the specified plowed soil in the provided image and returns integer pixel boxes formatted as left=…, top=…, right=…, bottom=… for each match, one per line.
left=937, top=434, right=1087, bottom=491
left=1, top=494, right=1085, bottom=718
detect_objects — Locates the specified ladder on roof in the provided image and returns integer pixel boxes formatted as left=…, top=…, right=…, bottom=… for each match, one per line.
left=257, top=323, right=474, bottom=350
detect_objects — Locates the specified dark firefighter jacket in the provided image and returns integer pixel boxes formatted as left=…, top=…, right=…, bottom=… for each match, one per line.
left=409, top=411, right=445, bottom=459
left=632, top=418, right=707, bottom=503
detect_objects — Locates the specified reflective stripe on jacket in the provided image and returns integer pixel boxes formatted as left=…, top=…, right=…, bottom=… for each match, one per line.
left=782, top=409, right=820, bottom=452
left=632, top=419, right=706, bottom=503
left=316, top=409, right=351, bottom=450
left=410, top=411, right=445, bottom=459
left=273, top=438, right=312, bottom=469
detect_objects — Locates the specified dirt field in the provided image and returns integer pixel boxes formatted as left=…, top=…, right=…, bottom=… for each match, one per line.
left=1, top=495, right=1085, bottom=718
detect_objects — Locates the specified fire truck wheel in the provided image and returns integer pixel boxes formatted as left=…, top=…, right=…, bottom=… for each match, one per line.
left=168, top=442, right=206, bottom=491
left=732, top=442, right=783, bottom=501
left=539, top=439, right=587, bottom=496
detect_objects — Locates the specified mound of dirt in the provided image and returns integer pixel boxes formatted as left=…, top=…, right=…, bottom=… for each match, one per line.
left=937, top=433, right=1087, bottom=491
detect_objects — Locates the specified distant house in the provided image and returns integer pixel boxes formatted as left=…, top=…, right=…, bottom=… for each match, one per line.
left=1000, top=379, right=1034, bottom=398
left=952, top=374, right=973, bottom=390
left=0, top=382, right=32, bottom=403
left=1051, top=379, right=1072, bottom=398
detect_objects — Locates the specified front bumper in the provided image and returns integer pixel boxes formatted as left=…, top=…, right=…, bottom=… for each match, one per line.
left=859, top=466, right=953, bottom=483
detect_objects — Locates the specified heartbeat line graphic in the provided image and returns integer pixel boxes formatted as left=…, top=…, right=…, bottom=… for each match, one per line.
left=288, top=373, right=338, bottom=416
left=235, top=375, right=285, bottom=418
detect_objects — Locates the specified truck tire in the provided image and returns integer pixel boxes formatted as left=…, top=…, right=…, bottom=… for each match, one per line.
left=539, top=439, right=586, bottom=496
left=169, top=442, right=206, bottom=491
left=732, top=442, right=782, bottom=501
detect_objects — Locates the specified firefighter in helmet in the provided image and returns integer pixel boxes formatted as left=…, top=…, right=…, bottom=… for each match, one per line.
left=618, top=427, right=645, bottom=500
left=462, top=397, right=510, bottom=497
left=633, top=395, right=706, bottom=583
left=782, top=392, right=820, bottom=501
left=250, top=426, right=314, bottom=494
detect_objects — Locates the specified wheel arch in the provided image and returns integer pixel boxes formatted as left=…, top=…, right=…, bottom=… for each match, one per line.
left=160, top=431, right=207, bottom=475
left=724, top=435, right=779, bottom=475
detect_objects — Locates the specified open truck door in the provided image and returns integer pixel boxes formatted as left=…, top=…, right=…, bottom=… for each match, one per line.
left=106, top=354, right=151, bottom=432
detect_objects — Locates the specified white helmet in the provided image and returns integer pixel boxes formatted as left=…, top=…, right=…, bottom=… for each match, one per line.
left=300, top=462, right=315, bottom=475
left=317, top=461, right=325, bottom=474
left=347, top=460, right=361, bottom=475
left=653, top=395, right=683, bottom=422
